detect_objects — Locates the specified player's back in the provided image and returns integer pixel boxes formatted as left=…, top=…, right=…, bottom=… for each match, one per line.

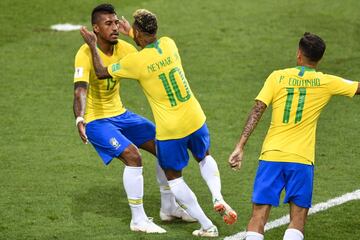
left=257, top=66, right=357, bottom=163
left=112, top=37, right=206, bottom=140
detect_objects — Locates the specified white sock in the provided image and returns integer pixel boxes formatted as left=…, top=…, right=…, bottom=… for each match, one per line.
left=199, top=155, right=223, bottom=201
left=156, top=162, right=177, bottom=213
left=283, top=228, right=304, bottom=240
left=168, top=177, right=213, bottom=229
left=123, top=166, right=147, bottom=224
left=246, top=231, right=264, bottom=240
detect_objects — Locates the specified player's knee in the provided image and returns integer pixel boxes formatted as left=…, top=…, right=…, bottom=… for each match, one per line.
left=164, top=169, right=182, bottom=180
left=119, top=145, right=142, bottom=167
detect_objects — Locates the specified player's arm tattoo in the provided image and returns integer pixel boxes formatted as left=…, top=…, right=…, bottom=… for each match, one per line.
left=73, top=81, right=88, bottom=118
left=89, top=46, right=112, bottom=79
left=237, top=100, right=267, bottom=148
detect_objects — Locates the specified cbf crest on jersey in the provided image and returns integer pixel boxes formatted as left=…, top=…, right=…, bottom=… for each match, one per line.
left=109, top=137, right=121, bottom=149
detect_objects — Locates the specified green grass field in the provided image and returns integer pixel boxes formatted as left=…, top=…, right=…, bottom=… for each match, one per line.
left=1, top=0, right=360, bottom=239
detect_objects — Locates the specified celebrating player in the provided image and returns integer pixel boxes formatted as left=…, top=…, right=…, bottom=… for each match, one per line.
left=79, top=8, right=237, bottom=237
left=73, top=4, right=195, bottom=234
left=228, top=32, right=360, bottom=240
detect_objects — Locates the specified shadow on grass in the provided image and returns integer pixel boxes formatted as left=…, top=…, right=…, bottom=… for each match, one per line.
left=71, top=184, right=129, bottom=223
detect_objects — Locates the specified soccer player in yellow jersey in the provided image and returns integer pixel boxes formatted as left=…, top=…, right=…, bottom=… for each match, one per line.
left=73, top=4, right=195, bottom=234
left=79, top=8, right=237, bottom=237
left=229, top=33, right=360, bottom=240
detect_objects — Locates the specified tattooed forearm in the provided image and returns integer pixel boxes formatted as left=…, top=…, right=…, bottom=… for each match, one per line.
left=89, top=46, right=111, bottom=79
left=237, top=100, right=267, bottom=148
left=73, top=82, right=88, bottom=118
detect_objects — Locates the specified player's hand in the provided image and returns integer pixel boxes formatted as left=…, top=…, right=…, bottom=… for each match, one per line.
left=228, top=146, right=244, bottom=171
left=80, top=26, right=97, bottom=47
left=77, top=121, right=88, bottom=144
left=119, top=16, right=131, bottom=36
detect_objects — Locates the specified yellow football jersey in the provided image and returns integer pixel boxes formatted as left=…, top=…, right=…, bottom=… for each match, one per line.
left=256, top=66, right=358, bottom=164
left=108, top=37, right=206, bottom=140
left=74, top=40, right=137, bottom=123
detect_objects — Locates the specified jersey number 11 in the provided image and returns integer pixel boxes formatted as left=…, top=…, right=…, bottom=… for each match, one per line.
left=283, top=87, right=306, bottom=124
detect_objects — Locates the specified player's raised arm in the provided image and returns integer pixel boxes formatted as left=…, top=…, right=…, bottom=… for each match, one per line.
left=73, top=81, right=88, bottom=144
left=79, top=26, right=111, bottom=79
left=228, top=100, right=267, bottom=170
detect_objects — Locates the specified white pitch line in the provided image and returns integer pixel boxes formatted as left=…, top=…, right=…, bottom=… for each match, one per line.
left=51, top=23, right=83, bottom=31
left=224, top=189, right=360, bottom=240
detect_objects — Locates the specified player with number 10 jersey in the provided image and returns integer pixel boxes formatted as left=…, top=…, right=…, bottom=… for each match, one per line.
left=80, top=9, right=238, bottom=236
left=108, top=36, right=205, bottom=140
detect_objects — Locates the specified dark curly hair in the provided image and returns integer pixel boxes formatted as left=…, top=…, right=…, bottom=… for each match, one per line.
left=133, top=9, right=158, bottom=35
left=299, top=32, right=326, bottom=62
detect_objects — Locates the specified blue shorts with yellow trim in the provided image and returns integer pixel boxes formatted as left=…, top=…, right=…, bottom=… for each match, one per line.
left=252, top=160, right=314, bottom=208
left=156, top=123, right=210, bottom=171
left=85, top=110, right=155, bottom=165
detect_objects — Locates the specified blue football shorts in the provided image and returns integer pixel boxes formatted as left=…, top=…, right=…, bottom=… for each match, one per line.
left=85, top=110, right=155, bottom=165
left=252, top=160, right=314, bottom=208
left=156, top=123, right=210, bottom=171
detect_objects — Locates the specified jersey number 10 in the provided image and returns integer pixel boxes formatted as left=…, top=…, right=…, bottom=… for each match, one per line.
left=283, top=87, right=306, bottom=124
left=158, top=67, right=192, bottom=107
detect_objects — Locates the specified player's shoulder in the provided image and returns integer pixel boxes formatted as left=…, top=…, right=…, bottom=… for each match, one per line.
left=266, top=69, right=285, bottom=80
left=115, top=39, right=137, bottom=53
left=159, top=36, right=177, bottom=47
left=159, top=36, right=174, bottom=42
left=276, top=67, right=297, bottom=75
left=75, top=43, right=91, bottom=59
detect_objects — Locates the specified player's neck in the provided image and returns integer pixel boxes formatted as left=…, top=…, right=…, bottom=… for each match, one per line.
left=141, top=36, right=157, bottom=48
left=298, top=63, right=317, bottom=69
left=96, top=39, right=114, bottom=56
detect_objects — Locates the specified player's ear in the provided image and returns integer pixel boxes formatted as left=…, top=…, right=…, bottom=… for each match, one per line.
left=297, top=49, right=302, bottom=62
left=93, top=24, right=100, bottom=34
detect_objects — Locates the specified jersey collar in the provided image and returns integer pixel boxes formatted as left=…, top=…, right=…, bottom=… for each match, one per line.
left=145, top=39, right=162, bottom=54
left=296, top=66, right=316, bottom=77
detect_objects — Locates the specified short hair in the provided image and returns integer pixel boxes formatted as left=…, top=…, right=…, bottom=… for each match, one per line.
left=299, top=32, right=326, bottom=62
left=133, top=9, right=158, bottom=35
left=91, top=4, right=116, bottom=25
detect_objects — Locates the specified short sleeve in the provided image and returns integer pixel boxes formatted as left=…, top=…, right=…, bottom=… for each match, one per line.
left=255, top=71, right=278, bottom=106
left=108, top=53, right=140, bottom=80
left=73, top=48, right=91, bottom=83
left=326, top=74, right=358, bottom=97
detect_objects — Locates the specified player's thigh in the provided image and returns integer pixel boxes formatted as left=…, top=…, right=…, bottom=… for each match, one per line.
left=86, top=119, right=132, bottom=165
left=187, top=123, right=210, bottom=161
left=156, top=138, right=189, bottom=171
left=252, top=161, right=286, bottom=206
left=283, top=163, right=314, bottom=208
left=112, top=110, right=156, bottom=147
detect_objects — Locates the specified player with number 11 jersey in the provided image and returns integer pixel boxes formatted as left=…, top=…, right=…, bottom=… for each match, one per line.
left=256, top=66, right=358, bottom=165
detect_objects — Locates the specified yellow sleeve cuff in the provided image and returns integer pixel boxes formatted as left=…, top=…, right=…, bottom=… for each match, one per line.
left=129, top=28, right=134, bottom=39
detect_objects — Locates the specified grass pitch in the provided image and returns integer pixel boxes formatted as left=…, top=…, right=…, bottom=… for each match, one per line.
left=1, top=0, right=360, bottom=239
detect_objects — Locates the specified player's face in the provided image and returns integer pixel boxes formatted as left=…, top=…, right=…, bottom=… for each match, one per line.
left=94, top=13, right=120, bottom=45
